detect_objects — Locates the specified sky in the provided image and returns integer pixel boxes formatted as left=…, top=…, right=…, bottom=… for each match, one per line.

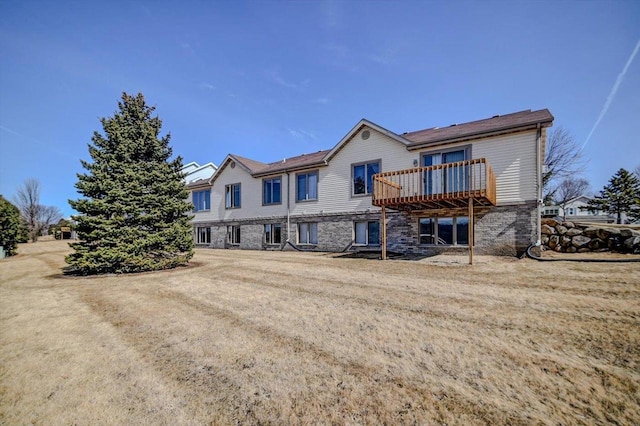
left=1, top=0, right=639, bottom=218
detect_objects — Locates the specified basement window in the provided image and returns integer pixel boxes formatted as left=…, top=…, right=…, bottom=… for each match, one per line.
left=419, top=217, right=470, bottom=245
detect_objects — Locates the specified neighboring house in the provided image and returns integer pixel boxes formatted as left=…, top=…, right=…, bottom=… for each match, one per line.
left=189, top=109, right=553, bottom=256
left=544, top=195, right=615, bottom=223
left=182, top=161, right=218, bottom=184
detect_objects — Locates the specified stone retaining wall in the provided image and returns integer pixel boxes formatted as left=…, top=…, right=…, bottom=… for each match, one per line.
left=541, top=219, right=640, bottom=254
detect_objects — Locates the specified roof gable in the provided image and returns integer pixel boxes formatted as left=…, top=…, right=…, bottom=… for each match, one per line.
left=323, top=119, right=411, bottom=163
left=209, top=154, right=262, bottom=185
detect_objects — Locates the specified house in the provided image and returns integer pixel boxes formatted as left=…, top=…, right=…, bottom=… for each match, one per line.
left=188, top=109, right=554, bottom=257
left=545, top=195, right=615, bottom=223
left=182, top=161, right=218, bottom=184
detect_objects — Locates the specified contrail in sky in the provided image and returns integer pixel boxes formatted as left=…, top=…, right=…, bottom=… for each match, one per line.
left=581, top=39, right=640, bottom=151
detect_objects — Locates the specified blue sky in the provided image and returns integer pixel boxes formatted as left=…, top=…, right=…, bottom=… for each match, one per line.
left=1, top=0, right=638, bottom=217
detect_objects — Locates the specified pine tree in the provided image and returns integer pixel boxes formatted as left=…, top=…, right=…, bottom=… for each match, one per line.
left=0, top=195, right=21, bottom=256
left=67, top=93, right=194, bottom=274
left=586, top=168, right=640, bottom=224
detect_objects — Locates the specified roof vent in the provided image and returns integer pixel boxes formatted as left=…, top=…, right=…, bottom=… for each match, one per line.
left=230, top=161, right=236, bottom=169
left=361, top=130, right=370, bottom=140
left=450, top=123, right=457, bottom=127
left=492, top=114, right=500, bottom=118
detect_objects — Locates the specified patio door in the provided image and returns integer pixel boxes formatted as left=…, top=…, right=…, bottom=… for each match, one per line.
left=423, top=149, right=467, bottom=195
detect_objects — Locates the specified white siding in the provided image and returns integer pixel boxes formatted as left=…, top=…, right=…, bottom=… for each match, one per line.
left=472, top=130, right=538, bottom=204
left=194, top=126, right=539, bottom=224
left=198, top=164, right=288, bottom=222
left=289, top=128, right=415, bottom=216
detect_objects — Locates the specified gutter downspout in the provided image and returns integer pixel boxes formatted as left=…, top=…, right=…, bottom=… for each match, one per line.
left=286, top=172, right=291, bottom=242
left=535, top=123, right=542, bottom=246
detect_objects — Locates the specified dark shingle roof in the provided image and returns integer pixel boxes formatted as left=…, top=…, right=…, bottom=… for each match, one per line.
left=185, top=178, right=211, bottom=189
left=402, top=109, right=554, bottom=147
left=232, top=149, right=331, bottom=177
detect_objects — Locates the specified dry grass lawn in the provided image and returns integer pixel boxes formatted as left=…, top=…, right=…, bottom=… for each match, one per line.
left=1, top=240, right=639, bottom=425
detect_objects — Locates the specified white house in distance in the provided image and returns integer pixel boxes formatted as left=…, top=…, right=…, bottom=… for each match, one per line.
left=187, top=109, right=554, bottom=256
left=542, top=195, right=614, bottom=223
left=182, top=161, right=218, bottom=184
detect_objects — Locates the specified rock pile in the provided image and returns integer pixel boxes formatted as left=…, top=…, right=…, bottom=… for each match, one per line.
left=541, top=219, right=640, bottom=254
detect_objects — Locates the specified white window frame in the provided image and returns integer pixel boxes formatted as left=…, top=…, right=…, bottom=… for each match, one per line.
left=354, top=220, right=380, bottom=246
left=225, top=183, right=241, bottom=209
left=419, top=216, right=471, bottom=246
left=264, top=223, right=282, bottom=245
left=196, top=226, right=211, bottom=244
left=227, top=225, right=240, bottom=245
left=298, top=222, right=318, bottom=245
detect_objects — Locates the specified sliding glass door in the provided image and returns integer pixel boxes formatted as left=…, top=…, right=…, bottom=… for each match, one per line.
left=423, top=149, right=468, bottom=195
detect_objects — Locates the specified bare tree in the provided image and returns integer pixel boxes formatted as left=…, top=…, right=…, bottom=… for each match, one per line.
left=14, top=179, right=62, bottom=242
left=543, top=127, right=586, bottom=199
left=554, top=177, right=590, bottom=221
left=635, top=164, right=640, bottom=179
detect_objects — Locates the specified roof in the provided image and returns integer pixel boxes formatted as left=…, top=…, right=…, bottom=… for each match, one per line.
left=402, top=109, right=554, bottom=147
left=185, top=178, right=211, bottom=190
left=202, top=107, right=553, bottom=186
left=251, top=149, right=331, bottom=177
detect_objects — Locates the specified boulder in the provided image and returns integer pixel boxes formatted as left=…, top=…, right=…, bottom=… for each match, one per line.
left=566, top=246, right=577, bottom=253
left=554, top=244, right=563, bottom=252
left=623, top=236, right=640, bottom=251
left=578, top=248, right=591, bottom=253
left=583, top=227, right=599, bottom=237
left=607, top=228, right=621, bottom=237
left=549, top=235, right=560, bottom=249
left=588, top=238, right=604, bottom=250
left=596, top=228, right=610, bottom=240
left=572, top=235, right=591, bottom=248
left=620, top=229, right=640, bottom=238
left=541, top=224, right=556, bottom=235
left=561, top=236, right=572, bottom=246
left=565, top=228, right=582, bottom=237
left=542, top=218, right=560, bottom=227
left=541, top=235, right=549, bottom=245
left=556, top=225, right=568, bottom=235
left=564, top=221, right=575, bottom=228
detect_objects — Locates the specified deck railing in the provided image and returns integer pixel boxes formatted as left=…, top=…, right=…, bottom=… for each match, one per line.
left=372, top=158, right=496, bottom=209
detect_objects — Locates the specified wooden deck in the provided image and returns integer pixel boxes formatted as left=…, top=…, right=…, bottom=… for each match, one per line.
left=372, top=158, right=496, bottom=211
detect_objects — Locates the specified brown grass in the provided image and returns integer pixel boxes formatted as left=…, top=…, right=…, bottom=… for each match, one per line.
left=1, top=240, right=639, bottom=425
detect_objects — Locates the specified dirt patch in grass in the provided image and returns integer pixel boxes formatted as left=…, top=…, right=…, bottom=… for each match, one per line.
left=1, top=240, right=639, bottom=424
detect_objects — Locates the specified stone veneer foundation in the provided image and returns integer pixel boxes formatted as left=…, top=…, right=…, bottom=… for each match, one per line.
left=193, top=202, right=538, bottom=256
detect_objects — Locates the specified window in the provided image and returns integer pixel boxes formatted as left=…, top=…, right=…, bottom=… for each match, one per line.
left=296, top=171, right=318, bottom=202
left=352, top=161, right=380, bottom=195
left=419, top=218, right=435, bottom=244
left=227, top=225, right=240, bottom=244
left=263, top=177, right=282, bottom=205
left=419, top=217, right=471, bottom=245
left=196, top=227, right=211, bottom=244
left=422, top=147, right=470, bottom=195
left=264, top=223, right=282, bottom=245
left=298, top=222, right=318, bottom=245
left=192, top=189, right=211, bottom=212
left=225, top=183, right=241, bottom=208
left=354, top=221, right=380, bottom=245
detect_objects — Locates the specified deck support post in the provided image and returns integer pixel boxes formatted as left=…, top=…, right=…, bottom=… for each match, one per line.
left=468, top=197, right=474, bottom=265
left=381, top=206, right=387, bottom=260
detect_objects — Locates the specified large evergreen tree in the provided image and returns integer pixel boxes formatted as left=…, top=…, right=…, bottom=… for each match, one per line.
left=67, top=92, right=194, bottom=274
left=0, top=195, right=21, bottom=256
left=586, top=168, right=640, bottom=224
